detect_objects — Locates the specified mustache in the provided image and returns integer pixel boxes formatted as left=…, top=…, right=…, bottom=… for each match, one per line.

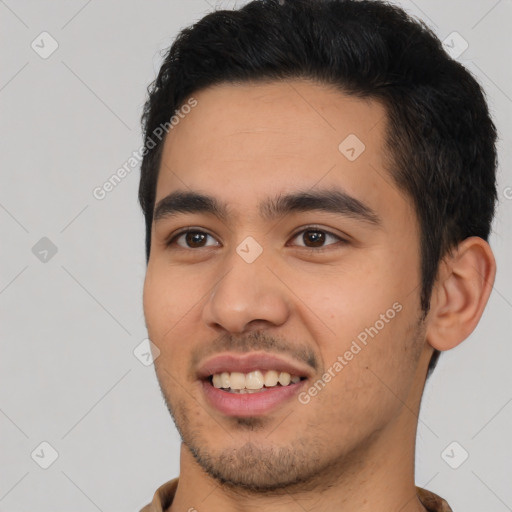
left=190, top=330, right=319, bottom=373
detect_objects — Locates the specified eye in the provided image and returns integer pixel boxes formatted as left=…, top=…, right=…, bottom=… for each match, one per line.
left=165, top=226, right=346, bottom=252
left=288, top=226, right=346, bottom=251
left=167, top=229, right=219, bottom=249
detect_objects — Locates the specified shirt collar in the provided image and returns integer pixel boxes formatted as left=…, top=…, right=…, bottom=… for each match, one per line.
left=140, top=477, right=453, bottom=512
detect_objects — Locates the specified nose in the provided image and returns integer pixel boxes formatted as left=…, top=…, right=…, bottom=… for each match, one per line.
left=201, top=247, right=291, bottom=335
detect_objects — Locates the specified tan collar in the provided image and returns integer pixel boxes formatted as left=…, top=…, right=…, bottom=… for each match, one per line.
left=140, top=477, right=453, bottom=512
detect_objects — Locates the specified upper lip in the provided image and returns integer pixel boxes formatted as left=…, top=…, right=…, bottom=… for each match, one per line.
left=196, top=352, right=314, bottom=380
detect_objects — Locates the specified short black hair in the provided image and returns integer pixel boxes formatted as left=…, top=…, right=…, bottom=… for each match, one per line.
left=139, top=0, right=498, bottom=374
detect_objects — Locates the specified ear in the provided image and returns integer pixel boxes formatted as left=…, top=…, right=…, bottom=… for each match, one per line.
left=425, top=236, right=496, bottom=351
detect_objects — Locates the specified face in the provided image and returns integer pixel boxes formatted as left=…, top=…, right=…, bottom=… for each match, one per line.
left=143, top=79, right=430, bottom=491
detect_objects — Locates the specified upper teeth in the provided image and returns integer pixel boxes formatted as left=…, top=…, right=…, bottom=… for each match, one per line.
left=212, top=370, right=301, bottom=390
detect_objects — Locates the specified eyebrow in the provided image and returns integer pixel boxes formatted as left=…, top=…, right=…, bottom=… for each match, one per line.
left=153, top=188, right=382, bottom=226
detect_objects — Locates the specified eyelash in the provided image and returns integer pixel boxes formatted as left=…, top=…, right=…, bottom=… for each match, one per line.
left=165, top=225, right=347, bottom=253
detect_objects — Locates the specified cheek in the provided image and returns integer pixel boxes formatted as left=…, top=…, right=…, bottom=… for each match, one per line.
left=301, top=322, right=422, bottom=444
left=294, top=259, right=403, bottom=340
left=142, top=266, right=164, bottom=335
left=143, top=266, right=194, bottom=379
left=297, top=264, right=420, bottom=399
left=142, top=262, right=194, bottom=340
left=143, top=259, right=205, bottom=336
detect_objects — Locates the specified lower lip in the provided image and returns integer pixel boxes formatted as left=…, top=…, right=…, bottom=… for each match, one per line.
left=201, top=379, right=306, bottom=417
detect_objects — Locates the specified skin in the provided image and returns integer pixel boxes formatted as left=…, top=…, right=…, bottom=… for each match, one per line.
left=143, top=79, right=496, bottom=512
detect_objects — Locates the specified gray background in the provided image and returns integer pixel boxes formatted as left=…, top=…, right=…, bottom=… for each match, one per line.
left=1, top=1, right=511, bottom=511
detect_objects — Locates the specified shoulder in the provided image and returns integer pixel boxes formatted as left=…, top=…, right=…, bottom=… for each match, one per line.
left=139, top=477, right=179, bottom=512
left=416, top=486, right=453, bottom=512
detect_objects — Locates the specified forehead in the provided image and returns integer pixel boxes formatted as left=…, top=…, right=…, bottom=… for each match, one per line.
left=155, top=79, right=411, bottom=227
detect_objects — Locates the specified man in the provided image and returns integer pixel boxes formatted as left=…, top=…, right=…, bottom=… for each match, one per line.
left=138, top=0, right=497, bottom=510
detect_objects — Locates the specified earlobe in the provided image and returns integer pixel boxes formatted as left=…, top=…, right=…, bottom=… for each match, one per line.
left=425, top=237, right=496, bottom=352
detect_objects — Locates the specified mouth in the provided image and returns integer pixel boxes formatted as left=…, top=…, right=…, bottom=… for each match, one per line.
left=197, top=352, right=312, bottom=416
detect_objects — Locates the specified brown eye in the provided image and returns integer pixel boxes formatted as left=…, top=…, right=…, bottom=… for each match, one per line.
left=290, top=227, right=344, bottom=250
left=184, top=231, right=208, bottom=248
left=167, top=230, right=219, bottom=249
left=302, top=230, right=326, bottom=247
